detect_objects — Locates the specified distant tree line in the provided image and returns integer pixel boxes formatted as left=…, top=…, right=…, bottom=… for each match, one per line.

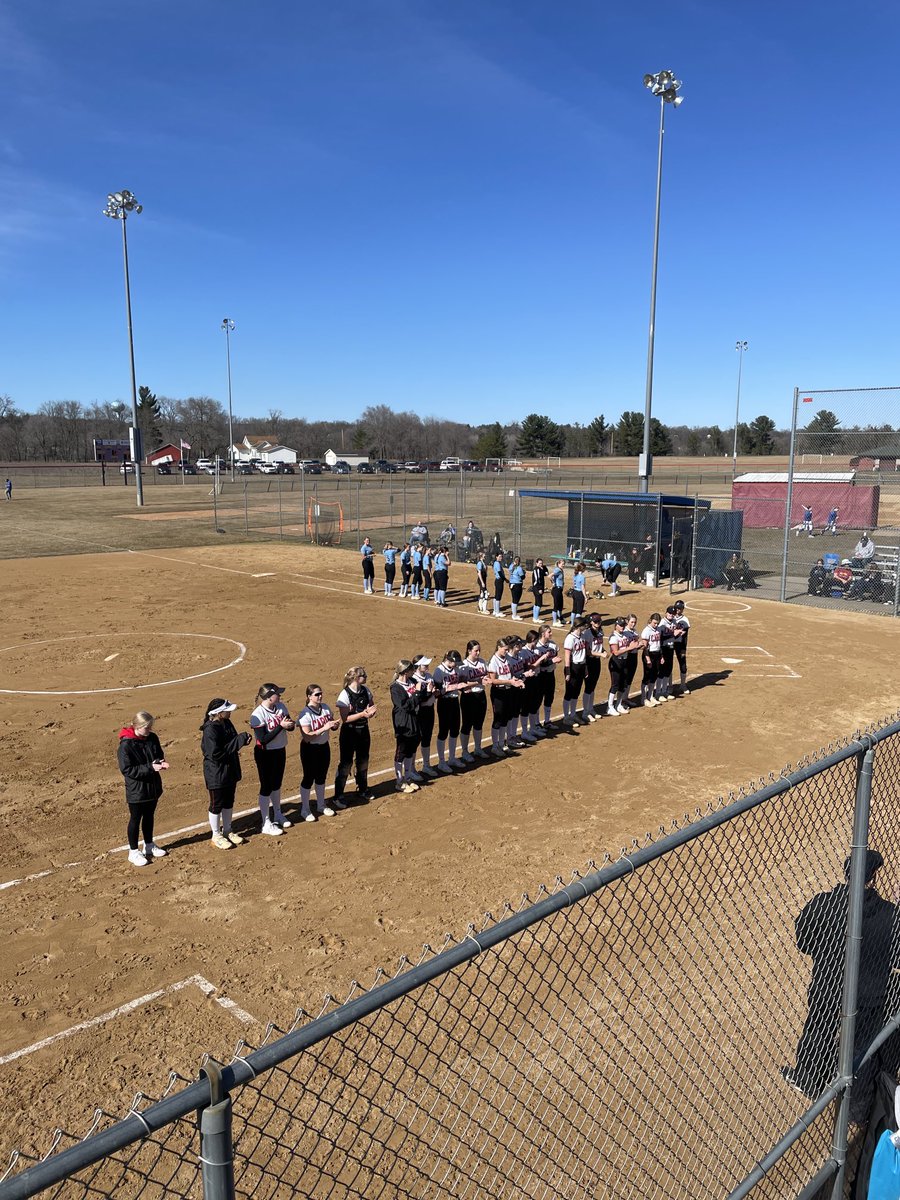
left=0, top=392, right=894, bottom=463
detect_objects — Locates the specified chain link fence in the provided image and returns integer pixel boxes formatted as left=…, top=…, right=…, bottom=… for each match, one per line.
left=4, top=716, right=900, bottom=1199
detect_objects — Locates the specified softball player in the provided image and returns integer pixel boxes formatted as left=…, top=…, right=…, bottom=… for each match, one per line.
left=640, top=614, right=663, bottom=707
left=296, top=685, right=340, bottom=821
left=509, top=557, right=526, bottom=621
left=390, top=660, right=422, bottom=793
left=550, top=561, right=565, bottom=628
left=475, top=553, right=489, bottom=614
left=360, top=537, right=376, bottom=594
left=399, top=543, right=412, bottom=597
left=487, top=638, right=524, bottom=754
left=582, top=612, right=607, bottom=722
left=657, top=607, right=679, bottom=701
left=606, top=617, right=630, bottom=716
left=522, top=629, right=553, bottom=739
left=531, top=558, right=549, bottom=622
left=510, top=634, right=537, bottom=743
left=622, top=614, right=642, bottom=707
left=492, top=553, right=507, bottom=617
left=570, top=563, right=587, bottom=624
left=459, top=640, right=489, bottom=760
left=200, top=699, right=252, bottom=850
left=411, top=544, right=424, bottom=599
left=422, top=545, right=433, bottom=602
left=433, top=650, right=466, bottom=770
left=536, top=624, right=560, bottom=727
left=433, top=547, right=450, bottom=607
left=412, top=655, right=436, bottom=777
left=562, top=616, right=588, bottom=725
left=250, top=683, right=295, bottom=835
left=333, top=666, right=377, bottom=807
left=382, top=542, right=398, bottom=596
left=672, top=599, right=691, bottom=695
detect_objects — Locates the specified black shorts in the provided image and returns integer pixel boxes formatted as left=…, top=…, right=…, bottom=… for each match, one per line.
left=394, top=733, right=419, bottom=760
left=418, top=705, right=435, bottom=747
left=208, top=784, right=237, bottom=814
left=436, top=695, right=461, bottom=739
left=608, top=657, right=627, bottom=689
left=254, top=747, right=286, bottom=796
left=539, top=671, right=556, bottom=708
left=584, top=656, right=603, bottom=693
left=642, top=654, right=661, bottom=686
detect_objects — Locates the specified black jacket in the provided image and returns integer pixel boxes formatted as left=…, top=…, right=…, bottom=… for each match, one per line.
left=117, top=728, right=164, bottom=805
left=391, top=681, right=420, bottom=738
left=201, top=719, right=251, bottom=789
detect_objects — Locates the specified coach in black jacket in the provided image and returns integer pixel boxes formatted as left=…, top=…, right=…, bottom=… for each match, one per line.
left=200, top=698, right=253, bottom=849
left=117, top=711, right=168, bottom=866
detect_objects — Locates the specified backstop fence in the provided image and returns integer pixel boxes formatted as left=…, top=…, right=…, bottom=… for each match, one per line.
left=4, top=715, right=900, bottom=1200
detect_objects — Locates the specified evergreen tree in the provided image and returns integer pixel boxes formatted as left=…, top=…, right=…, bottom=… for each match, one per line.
left=517, top=413, right=565, bottom=457
left=137, top=385, right=162, bottom=450
left=473, top=422, right=507, bottom=462
left=802, top=409, right=842, bottom=454
left=586, top=414, right=609, bottom=455
left=615, top=412, right=672, bottom=456
left=748, top=414, right=776, bottom=455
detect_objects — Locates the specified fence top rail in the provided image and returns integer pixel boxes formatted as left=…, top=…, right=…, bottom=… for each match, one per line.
left=3, top=715, right=900, bottom=1200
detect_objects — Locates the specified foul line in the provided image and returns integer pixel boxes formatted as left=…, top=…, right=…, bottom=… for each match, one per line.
left=0, top=974, right=256, bottom=1067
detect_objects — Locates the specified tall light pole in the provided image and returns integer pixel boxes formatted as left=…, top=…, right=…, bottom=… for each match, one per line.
left=103, top=190, right=144, bottom=507
left=639, top=69, right=683, bottom=494
left=222, top=319, right=236, bottom=480
left=732, top=340, right=748, bottom=478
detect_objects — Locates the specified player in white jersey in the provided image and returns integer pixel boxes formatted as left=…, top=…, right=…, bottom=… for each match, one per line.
left=487, top=638, right=524, bottom=754
left=534, top=624, right=560, bottom=728
left=605, top=617, right=631, bottom=716
left=296, top=684, right=340, bottom=821
left=249, top=683, right=295, bottom=835
left=562, top=617, right=589, bottom=725
left=433, top=651, right=466, bottom=771
left=582, top=612, right=607, bottom=721
left=333, top=666, right=377, bottom=807
left=459, top=640, right=489, bottom=760
left=640, top=614, right=663, bottom=707
left=656, top=607, right=678, bottom=702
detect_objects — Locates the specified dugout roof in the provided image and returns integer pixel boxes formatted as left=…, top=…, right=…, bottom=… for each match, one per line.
left=518, top=490, right=710, bottom=508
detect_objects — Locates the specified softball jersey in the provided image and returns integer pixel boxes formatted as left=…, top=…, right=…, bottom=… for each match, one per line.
left=641, top=624, right=662, bottom=687
left=673, top=614, right=691, bottom=671
left=297, top=703, right=334, bottom=787
left=563, top=629, right=587, bottom=700
left=658, top=615, right=676, bottom=677
left=571, top=571, right=587, bottom=618
left=251, top=701, right=290, bottom=795
left=433, top=663, right=462, bottom=739
left=607, top=630, right=629, bottom=689
left=510, top=564, right=525, bottom=605
left=334, top=685, right=373, bottom=799
left=460, top=655, right=488, bottom=734
left=493, top=560, right=506, bottom=601
left=383, top=547, right=397, bottom=584
left=622, top=625, right=641, bottom=687
left=584, top=625, right=605, bottom=694
left=488, top=652, right=515, bottom=727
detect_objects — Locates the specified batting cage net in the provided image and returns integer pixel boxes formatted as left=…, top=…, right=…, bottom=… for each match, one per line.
left=4, top=714, right=900, bottom=1200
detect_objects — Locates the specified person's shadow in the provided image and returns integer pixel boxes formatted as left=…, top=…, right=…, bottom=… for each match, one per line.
left=684, top=669, right=731, bottom=692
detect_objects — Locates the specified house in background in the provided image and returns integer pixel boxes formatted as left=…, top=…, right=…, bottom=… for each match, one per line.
left=146, top=443, right=186, bottom=467
left=849, top=442, right=900, bottom=471
left=232, top=435, right=298, bottom=465
left=323, top=449, right=368, bottom=468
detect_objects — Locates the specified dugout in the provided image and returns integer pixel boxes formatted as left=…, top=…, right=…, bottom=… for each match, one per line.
left=518, top=490, right=716, bottom=583
left=732, top=472, right=879, bottom=530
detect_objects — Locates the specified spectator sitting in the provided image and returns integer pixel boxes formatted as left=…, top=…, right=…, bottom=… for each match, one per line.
left=724, top=553, right=756, bottom=590
left=487, top=532, right=503, bottom=559
left=851, top=532, right=876, bottom=567
left=410, top=521, right=429, bottom=544
left=807, top=559, right=830, bottom=597
left=848, top=562, right=885, bottom=603
left=830, top=564, right=854, bottom=597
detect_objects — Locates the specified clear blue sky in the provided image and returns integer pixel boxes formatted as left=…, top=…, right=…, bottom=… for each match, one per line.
left=2, top=0, right=898, bottom=431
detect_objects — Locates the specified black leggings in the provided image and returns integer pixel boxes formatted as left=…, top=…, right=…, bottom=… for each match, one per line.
left=584, top=656, right=602, bottom=695
left=660, top=645, right=675, bottom=678
left=254, top=747, right=286, bottom=797
left=511, top=584, right=523, bottom=605
left=437, top=696, right=461, bottom=740
left=523, top=677, right=542, bottom=716
left=564, top=662, right=586, bottom=701
left=300, top=741, right=331, bottom=788
left=419, top=705, right=435, bottom=748
left=334, top=724, right=370, bottom=797
left=626, top=652, right=640, bottom=687
left=494, top=579, right=505, bottom=602
left=127, top=799, right=157, bottom=850
left=572, top=591, right=586, bottom=618
left=491, top=687, right=511, bottom=729
left=384, top=563, right=396, bottom=584
left=460, top=690, right=487, bottom=734
left=642, top=654, right=661, bottom=689
left=608, top=658, right=627, bottom=694
left=394, top=733, right=419, bottom=762
left=675, top=642, right=688, bottom=674
left=538, top=672, right=556, bottom=709
left=362, top=558, right=375, bottom=581
left=401, top=563, right=412, bottom=586
left=551, top=586, right=564, bottom=613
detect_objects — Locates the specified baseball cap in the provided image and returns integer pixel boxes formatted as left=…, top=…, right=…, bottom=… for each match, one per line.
left=207, top=698, right=237, bottom=715
left=260, top=683, right=284, bottom=698
left=412, top=655, right=432, bottom=668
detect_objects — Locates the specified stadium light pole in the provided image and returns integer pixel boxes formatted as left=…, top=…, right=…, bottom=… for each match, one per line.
left=222, top=318, right=236, bottom=481
left=103, top=190, right=144, bottom=507
left=639, top=69, right=683, bottom=495
left=732, top=340, right=748, bottom=479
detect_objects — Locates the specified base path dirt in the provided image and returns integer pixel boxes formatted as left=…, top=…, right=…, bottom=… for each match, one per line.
left=1, top=541, right=898, bottom=1157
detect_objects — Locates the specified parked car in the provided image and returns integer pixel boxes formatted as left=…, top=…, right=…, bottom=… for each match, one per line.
left=460, top=459, right=481, bottom=472
left=485, top=461, right=504, bottom=473
left=439, top=457, right=461, bottom=470
left=421, top=460, right=441, bottom=472
left=119, top=462, right=135, bottom=474
left=195, top=457, right=214, bottom=471
left=376, top=460, right=399, bottom=473
left=320, top=463, right=332, bottom=472
left=506, top=458, right=525, bottom=471
left=357, top=462, right=377, bottom=474
left=257, top=462, right=278, bottom=474
left=179, top=462, right=198, bottom=475
left=155, top=464, right=172, bottom=475
left=237, top=463, right=253, bottom=475
left=275, top=463, right=295, bottom=474
left=403, top=461, right=422, bottom=473
left=332, top=461, right=351, bottom=475
left=299, top=460, right=322, bottom=474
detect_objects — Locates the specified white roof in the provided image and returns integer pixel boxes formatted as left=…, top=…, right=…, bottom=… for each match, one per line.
left=734, top=472, right=856, bottom=484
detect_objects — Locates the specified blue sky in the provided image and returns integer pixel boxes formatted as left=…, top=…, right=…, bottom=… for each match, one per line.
left=2, top=0, right=899, bottom=430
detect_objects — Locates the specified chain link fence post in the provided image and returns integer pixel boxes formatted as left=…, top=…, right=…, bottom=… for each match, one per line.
left=244, top=481, right=249, bottom=535
left=198, top=1062, right=236, bottom=1200
left=829, top=746, right=875, bottom=1200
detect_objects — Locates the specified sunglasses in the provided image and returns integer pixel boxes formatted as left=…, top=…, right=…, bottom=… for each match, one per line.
left=310, top=691, right=323, bottom=697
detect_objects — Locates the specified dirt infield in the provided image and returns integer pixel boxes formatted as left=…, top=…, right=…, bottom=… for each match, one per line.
left=1, top=537, right=899, bottom=1161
